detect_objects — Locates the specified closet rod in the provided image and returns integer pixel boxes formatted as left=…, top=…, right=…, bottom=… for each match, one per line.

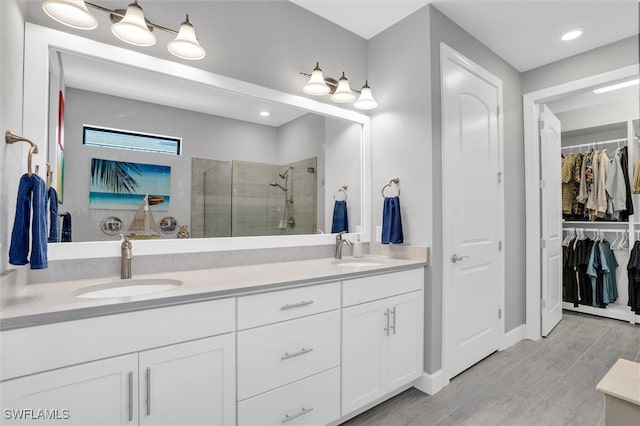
left=560, top=137, right=628, bottom=151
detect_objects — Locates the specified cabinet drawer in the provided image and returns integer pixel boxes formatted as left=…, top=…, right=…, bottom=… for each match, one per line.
left=237, top=282, right=340, bottom=330
left=238, top=367, right=340, bottom=426
left=343, top=268, right=423, bottom=307
left=237, top=310, right=340, bottom=400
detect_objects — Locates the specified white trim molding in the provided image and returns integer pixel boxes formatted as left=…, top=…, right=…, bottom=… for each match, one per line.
left=413, top=370, right=447, bottom=396
left=500, top=324, right=526, bottom=351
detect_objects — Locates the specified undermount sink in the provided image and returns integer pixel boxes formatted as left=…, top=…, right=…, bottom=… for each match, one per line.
left=331, top=259, right=384, bottom=267
left=74, top=278, right=183, bottom=299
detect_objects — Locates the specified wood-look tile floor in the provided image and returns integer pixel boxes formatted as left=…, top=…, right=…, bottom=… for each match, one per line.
left=341, top=311, right=640, bottom=426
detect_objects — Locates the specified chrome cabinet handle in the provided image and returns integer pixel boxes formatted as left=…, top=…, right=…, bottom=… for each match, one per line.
left=280, top=300, right=314, bottom=310
left=451, top=254, right=469, bottom=263
left=281, top=347, right=314, bottom=360
left=390, top=307, right=396, bottom=335
left=146, top=367, right=151, bottom=416
left=384, top=308, right=390, bottom=336
left=128, top=371, right=133, bottom=422
left=281, top=407, right=314, bottom=423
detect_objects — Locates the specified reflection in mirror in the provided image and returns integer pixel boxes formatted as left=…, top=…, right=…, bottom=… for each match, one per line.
left=50, top=50, right=362, bottom=243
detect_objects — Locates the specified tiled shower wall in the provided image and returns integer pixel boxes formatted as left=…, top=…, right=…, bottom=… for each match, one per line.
left=192, top=157, right=317, bottom=237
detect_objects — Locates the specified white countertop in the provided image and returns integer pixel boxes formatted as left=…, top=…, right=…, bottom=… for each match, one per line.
left=596, top=358, right=640, bottom=405
left=0, top=255, right=426, bottom=331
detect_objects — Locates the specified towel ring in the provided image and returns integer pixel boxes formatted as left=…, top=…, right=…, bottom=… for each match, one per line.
left=381, top=178, right=400, bottom=198
left=334, top=185, right=348, bottom=201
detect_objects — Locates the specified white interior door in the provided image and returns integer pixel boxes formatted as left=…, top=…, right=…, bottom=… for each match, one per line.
left=442, top=44, right=504, bottom=380
left=539, top=104, right=563, bottom=337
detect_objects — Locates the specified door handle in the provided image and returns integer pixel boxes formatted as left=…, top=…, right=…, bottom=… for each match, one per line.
left=451, top=254, right=469, bottom=263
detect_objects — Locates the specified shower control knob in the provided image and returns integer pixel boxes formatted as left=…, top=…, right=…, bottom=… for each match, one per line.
left=451, top=254, right=469, bottom=263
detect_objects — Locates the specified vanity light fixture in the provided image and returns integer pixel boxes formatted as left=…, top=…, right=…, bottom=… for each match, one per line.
left=41, top=0, right=206, bottom=60
left=300, top=62, right=378, bottom=109
left=561, top=28, right=583, bottom=41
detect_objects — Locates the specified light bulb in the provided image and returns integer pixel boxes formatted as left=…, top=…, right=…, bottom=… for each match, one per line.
left=303, top=62, right=331, bottom=96
left=331, top=72, right=356, bottom=103
left=42, top=0, right=97, bottom=30
left=168, top=15, right=206, bottom=60
left=354, top=81, right=378, bottom=110
left=111, top=1, right=156, bottom=47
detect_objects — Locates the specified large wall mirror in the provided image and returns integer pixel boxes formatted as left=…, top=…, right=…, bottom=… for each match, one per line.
left=22, top=24, right=370, bottom=260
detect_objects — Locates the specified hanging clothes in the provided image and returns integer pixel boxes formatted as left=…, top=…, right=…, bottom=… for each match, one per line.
left=571, top=153, right=585, bottom=217
left=595, top=149, right=610, bottom=218
left=633, top=151, right=640, bottom=194
left=600, top=241, right=618, bottom=303
left=562, top=152, right=577, bottom=216
left=577, top=148, right=592, bottom=204
left=618, top=146, right=634, bottom=220
left=626, top=241, right=640, bottom=312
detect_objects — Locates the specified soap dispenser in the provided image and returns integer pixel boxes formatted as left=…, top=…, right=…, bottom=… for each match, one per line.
left=353, top=235, right=363, bottom=258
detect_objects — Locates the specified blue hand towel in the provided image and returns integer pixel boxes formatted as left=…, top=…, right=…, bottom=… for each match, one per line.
left=61, top=212, right=72, bottom=243
left=382, top=196, right=403, bottom=244
left=9, top=174, right=48, bottom=269
left=331, top=200, right=348, bottom=233
left=48, top=187, right=59, bottom=243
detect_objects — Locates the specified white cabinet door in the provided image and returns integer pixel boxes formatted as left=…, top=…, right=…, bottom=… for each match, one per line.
left=0, top=354, right=138, bottom=426
left=341, top=289, right=424, bottom=417
left=139, top=334, right=235, bottom=426
left=341, top=298, right=388, bottom=415
left=386, top=291, right=423, bottom=389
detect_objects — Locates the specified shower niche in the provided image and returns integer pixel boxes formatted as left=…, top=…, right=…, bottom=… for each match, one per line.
left=191, top=157, right=317, bottom=238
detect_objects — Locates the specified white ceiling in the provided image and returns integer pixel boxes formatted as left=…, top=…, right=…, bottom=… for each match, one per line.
left=290, top=0, right=639, bottom=72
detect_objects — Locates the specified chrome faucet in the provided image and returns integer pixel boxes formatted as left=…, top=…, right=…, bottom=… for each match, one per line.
left=335, top=231, right=353, bottom=259
left=120, top=235, right=133, bottom=279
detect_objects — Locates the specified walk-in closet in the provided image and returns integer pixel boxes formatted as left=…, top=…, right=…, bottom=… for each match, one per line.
left=560, top=118, right=640, bottom=323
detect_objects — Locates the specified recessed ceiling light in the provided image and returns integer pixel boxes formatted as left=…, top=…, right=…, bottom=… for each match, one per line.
left=561, top=29, right=583, bottom=41
left=260, top=111, right=270, bottom=117
left=593, top=79, right=639, bottom=94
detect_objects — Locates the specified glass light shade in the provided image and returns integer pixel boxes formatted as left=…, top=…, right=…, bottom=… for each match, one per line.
left=331, top=72, right=356, bottom=103
left=168, top=16, right=206, bottom=60
left=111, top=2, right=156, bottom=47
left=303, top=63, right=330, bottom=96
left=354, top=81, right=378, bottom=110
left=42, top=0, right=97, bottom=30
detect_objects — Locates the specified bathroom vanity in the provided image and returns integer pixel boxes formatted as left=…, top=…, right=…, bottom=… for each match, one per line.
left=0, top=256, right=425, bottom=426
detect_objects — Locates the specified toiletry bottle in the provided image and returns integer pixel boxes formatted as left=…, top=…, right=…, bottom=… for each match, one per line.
left=353, top=235, right=363, bottom=258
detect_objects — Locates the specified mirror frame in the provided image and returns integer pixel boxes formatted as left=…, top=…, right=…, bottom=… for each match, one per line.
left=23, top=23, right=371, bottom=260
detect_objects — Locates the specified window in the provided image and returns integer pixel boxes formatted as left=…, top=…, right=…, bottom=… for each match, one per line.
left=83, top=125, right=181, bottom=155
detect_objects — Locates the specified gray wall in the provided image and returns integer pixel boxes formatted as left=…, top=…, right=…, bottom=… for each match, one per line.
left=0, top=0, right=26, bottom=272
left=428, top=6, right=526, bottom=372
left=369, top=5, right=526, bottom=374
left=522, top=36, right=639, bottom=94
left=24, top=0, right=368, bottom=104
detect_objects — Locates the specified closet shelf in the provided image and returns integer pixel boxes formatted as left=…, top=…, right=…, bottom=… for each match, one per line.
left=563, top=302, right=637, bottom=324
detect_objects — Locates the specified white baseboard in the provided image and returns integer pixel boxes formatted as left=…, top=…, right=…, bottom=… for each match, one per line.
left=413, top=369, right=447, bottom=395
left=500, top=324, right=525, bottom=351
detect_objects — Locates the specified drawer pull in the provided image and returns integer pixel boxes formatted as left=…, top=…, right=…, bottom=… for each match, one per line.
left=390, top=307, right=396, bottom=335
left=280, top=300, right=314, bottom=310
left=281, top=347, right=314, bottom=360
left=281, top=407, right=314, bottom=423
left=146, top=367, right=151, bottom=416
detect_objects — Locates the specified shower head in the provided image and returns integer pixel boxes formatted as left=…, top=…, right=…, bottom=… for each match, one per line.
left=270, top=182, right=287, bottom=192
left=278, top=166, right=294, bottom=179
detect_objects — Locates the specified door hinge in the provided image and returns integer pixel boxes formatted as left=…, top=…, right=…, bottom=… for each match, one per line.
left=538, top=119, right=545, bottom=130
left=540, top=239, right=546, bottom=249
left=497, top=171, right=503, bottom=183
left=498, top=309, right=502, bottom=319
left=497, top=106, right=500, bottom=117
left=498, top=241, right=502, bottom=251
left=539, top=179, right=546, bottom=189
left=541, top=300, right=546, bottom=309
